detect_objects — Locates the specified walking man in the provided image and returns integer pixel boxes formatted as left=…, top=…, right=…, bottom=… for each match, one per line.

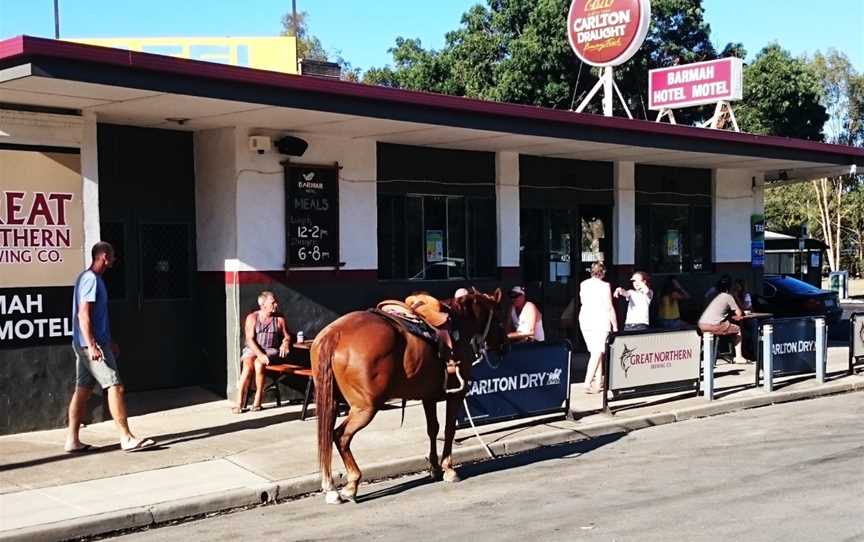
left=65, top=241, right=155, bottom=453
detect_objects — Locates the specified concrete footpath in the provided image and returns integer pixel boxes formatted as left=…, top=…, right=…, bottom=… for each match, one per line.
left=2, top=345, right=862, bottom=542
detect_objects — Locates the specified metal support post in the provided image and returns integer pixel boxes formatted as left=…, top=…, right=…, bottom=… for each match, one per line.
left=702, top=332, right=714, bottom=400
left=762, top=324, right=774, bottom=392
left=602, top=66, right=613, bottom=117
left=815, top=317, right=826, bottom=383
left=575, top=66, right=633, bottom=118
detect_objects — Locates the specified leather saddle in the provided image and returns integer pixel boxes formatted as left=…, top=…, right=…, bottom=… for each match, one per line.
left=370, top=300, right=439, bottom=347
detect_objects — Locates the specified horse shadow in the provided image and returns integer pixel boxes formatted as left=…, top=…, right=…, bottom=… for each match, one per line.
left=355, top=431, right=625, bottom=503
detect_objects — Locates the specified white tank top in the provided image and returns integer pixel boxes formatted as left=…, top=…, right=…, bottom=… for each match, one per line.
left=510, top=302, right=545, bottom=341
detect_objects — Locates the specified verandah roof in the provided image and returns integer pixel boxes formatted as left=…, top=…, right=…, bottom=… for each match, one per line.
left=1, top=35, right=862, bottom=178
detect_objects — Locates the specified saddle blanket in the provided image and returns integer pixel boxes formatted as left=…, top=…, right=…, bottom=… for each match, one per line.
left=368, top=307, right=438, bottom=347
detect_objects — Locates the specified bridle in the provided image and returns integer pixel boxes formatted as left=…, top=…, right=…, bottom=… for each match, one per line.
left=470, top=302, right=496, bottom=365
left=447, top=298, right=498, bottom=394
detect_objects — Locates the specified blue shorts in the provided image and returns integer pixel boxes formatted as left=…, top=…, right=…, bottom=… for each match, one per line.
left=74, top=343, right=122, bottom=389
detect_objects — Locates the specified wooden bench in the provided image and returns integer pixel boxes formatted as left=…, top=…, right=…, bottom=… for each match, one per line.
left=244, top=363, right=315, bottom=420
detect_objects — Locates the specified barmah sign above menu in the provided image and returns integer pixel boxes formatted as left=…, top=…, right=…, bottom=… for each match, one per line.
left=567, top=0, right=651, bottom=67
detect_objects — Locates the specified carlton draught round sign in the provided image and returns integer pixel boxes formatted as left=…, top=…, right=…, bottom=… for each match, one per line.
left=567, top=0, right=651, bottom=67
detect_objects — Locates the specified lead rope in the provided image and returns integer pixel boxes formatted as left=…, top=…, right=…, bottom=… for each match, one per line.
left=461, top=306, right=497, bottom=459
left=463, top=396, right=495, bottom=459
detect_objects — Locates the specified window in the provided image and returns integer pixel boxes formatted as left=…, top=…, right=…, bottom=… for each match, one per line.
left=637, top=204, right=711, bottom=274
left=378, top=194, right=496, bottom=280
left=635, top=165, right=712, bottom=274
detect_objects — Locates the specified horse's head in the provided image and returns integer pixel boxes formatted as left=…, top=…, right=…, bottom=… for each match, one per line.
left=447, top=288, right=508, bottom=360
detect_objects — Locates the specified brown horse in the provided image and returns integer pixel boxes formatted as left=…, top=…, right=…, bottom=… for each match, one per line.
left=311, top=289, right=507, bottom=504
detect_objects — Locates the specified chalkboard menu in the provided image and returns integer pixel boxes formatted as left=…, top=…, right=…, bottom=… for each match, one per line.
left=285, top=163, right=340, bottom=268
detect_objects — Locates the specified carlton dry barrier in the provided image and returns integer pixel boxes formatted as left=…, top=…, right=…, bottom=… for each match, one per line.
left=604, top=328, right=702, bottom=412
left=456, top=341, right=571, bottom=428
left=851, top=313, right=864, bottom=375
left=757, top=317, right=827, bottom=389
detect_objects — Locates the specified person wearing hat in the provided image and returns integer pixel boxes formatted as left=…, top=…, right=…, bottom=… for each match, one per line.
left=507, top=286, right=545, bottom=342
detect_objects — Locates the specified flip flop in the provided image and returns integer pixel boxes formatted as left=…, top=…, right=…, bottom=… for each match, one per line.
left=250, top=405, right=263, bottom=412
left=65, top=444, right=94, bottom=453
left=231, top=406, right=246, bottom=414
left=122, top=438, right=156, bottom=453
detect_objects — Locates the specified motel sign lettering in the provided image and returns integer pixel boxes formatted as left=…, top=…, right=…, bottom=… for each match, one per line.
left=0, top=289, right=74, bottom=347
left=649, top=57, right=744, bottom=110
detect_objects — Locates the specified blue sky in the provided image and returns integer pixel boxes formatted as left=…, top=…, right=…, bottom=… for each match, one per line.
left=1, top=0, right=862, bottom=72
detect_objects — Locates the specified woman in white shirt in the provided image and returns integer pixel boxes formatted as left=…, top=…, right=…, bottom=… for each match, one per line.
left=579, top=262, right=618, bottom=393
left=507, top=286, right=544, bottom=342
left=614, top=271, right=653, bottom=331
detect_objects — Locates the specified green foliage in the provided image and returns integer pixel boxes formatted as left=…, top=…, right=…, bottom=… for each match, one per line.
left=281, top=11, right=328, bottom=61
left=281, top=10, right=361, bottom=81
left=810, top=50, right=864, bottom=147
left=614, top=0, right=721, bottom=121
left=363, top=0, right=739, bottom=121
left=735, top=44, right=827, bottom=141
left=764, top=183, right=817, bottom=235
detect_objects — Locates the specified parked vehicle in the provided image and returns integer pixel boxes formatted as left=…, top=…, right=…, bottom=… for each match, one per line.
left=755, top=275, right=842, bottom=325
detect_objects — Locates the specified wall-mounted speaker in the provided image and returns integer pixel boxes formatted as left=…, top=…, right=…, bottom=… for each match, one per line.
left=275, top=136, right=309, bottom=156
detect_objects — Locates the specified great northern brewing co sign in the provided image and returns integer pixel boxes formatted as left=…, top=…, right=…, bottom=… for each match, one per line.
left=567, top=0, right=651, bottom=67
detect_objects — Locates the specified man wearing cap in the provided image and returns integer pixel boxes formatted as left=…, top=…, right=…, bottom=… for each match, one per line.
left=507, top=286, right=545, bottom=342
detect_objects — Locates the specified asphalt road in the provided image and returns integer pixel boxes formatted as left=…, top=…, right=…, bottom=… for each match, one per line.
left=113, top=393, right=864, bottom=542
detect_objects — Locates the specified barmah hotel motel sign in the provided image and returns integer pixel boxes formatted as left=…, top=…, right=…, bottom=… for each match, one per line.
left=567, top=0, right=651, bottom=67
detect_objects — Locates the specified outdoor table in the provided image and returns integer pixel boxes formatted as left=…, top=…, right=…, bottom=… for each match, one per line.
left=293, top=340, right=313, bottom=350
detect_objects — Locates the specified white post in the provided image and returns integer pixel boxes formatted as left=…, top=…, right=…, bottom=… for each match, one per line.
left=602, top=66, right=613, bottom=117
left=815, top=317, right=826, bottom=383
left=762, top=323, right=774, bottom=392
left=655, top=108, right=677, bottom=124
left=702, top=332, right=715, bottom=400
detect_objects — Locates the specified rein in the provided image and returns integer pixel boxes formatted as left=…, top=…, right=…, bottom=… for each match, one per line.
left=446, top=302, right=496, bottom=395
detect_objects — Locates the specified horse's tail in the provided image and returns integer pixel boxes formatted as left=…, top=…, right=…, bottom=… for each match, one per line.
left=315, top=329, right=339, bottom=488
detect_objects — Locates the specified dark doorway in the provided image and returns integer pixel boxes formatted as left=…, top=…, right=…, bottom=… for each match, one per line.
left=97, top=124, right=200, bottom=391
left=520, top=206, right=613, bottom=344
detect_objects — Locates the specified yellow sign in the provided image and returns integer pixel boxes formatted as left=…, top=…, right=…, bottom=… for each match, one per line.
left=67, top=36, right=298, bottom=74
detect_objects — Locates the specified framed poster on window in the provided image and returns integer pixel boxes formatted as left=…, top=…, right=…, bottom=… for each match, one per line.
left=284, top=163, right=340, bottom=268
left=665, top=229, right=680, bottom=257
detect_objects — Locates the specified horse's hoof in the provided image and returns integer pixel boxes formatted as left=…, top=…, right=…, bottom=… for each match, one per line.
left=325, top=490, right=343, bottom=505
left=339, top=488, right=357, bottom=502
left=443, top=469, right=461, bottom=483
left=429, top=469, right=444, bottom=481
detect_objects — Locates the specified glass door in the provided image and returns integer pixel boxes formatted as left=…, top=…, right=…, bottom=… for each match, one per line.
left=520, top=205, right=614, bottom=345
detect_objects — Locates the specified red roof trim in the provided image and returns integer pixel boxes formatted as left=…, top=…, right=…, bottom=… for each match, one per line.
left=2, top=35, right=862, bottom=160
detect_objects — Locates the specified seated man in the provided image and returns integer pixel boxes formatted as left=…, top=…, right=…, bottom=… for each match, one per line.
left=698, top=278, right=746, bottom=363
left=507, top=286, right=545, bottom=342
left=234, top=291, right=292, bottom=413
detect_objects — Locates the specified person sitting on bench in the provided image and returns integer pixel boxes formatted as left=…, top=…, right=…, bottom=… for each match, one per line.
left=234, top=291, right=292, bottom=413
